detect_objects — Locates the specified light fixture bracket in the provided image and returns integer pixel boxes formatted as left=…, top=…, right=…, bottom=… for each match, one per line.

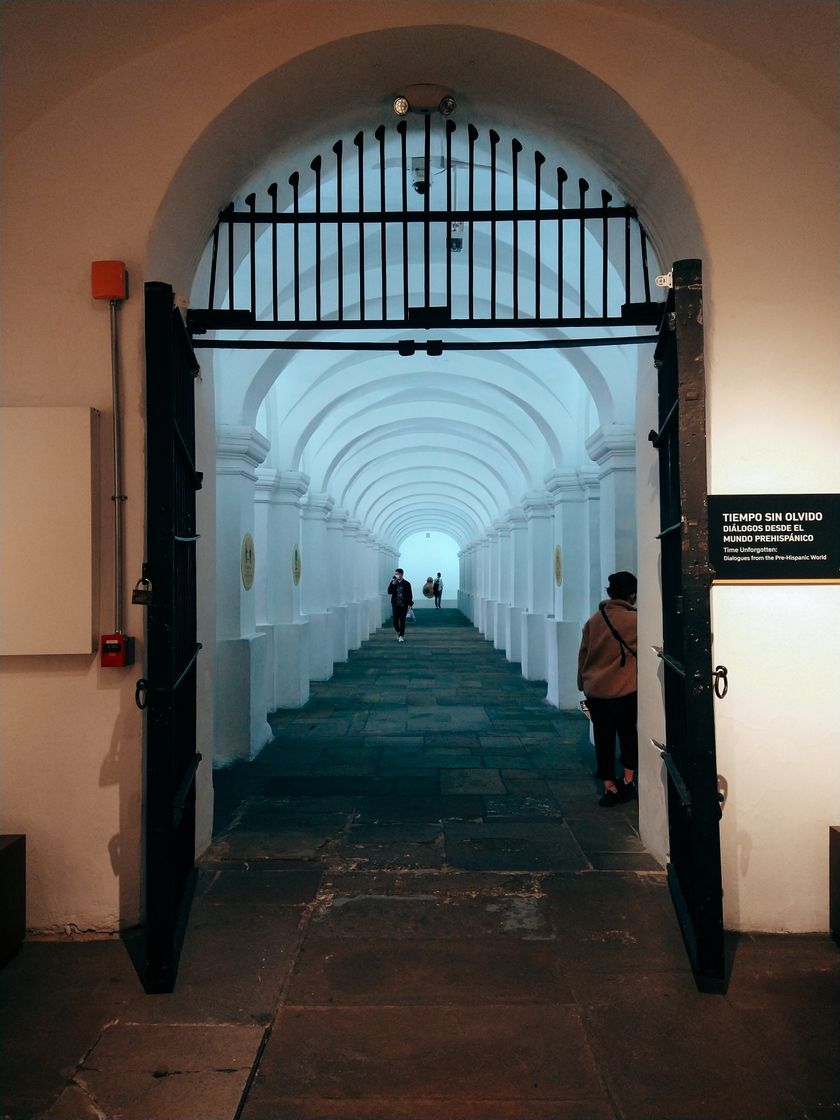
left=391, top=83, right=456, bottom=117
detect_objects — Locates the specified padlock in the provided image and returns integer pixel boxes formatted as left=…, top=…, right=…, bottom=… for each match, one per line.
left=132, top=577, right=153, bottom=606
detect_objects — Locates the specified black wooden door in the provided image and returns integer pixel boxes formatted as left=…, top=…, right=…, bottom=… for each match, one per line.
left=650, top=259, right=725, bottom=991
left=142, top=281, right=203, bottom=993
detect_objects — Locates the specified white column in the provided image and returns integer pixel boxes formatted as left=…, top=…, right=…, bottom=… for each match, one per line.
left=356, top=527, right=376, bottom=637
left=492, top=520, right=510, bottom=651
left=484, top=526, right=500, bottom=642
left=505, top=507, right=527, bottom=662
left=477, top=536, right=490, bottom=635
left=325, top=507, right=349, bottom=662
left=520, top=491, right=553, bottom=681
left=261, top=469, right=310, bottom=708
left=343, top=518, right=363, bottom=649
left=377, top=543, right=392, bottom=624
left=544, top=470, right=592, bottom=708
left=585, top=424, right=637, bottom=589
left=215, top=425, right=272, bottom=762
left=301, top=492, right=334, bottom=681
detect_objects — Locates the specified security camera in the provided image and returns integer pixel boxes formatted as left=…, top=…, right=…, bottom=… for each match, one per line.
left=411, top=157, right=429, bottom=195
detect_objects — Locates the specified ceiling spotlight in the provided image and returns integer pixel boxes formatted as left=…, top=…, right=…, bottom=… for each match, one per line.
left=438, top=95, right=457, bottom=116
left=393, top=96, right=410, bottom=116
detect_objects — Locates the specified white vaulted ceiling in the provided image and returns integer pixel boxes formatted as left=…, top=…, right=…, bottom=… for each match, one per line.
left=201, top=98, right=657, bottom=551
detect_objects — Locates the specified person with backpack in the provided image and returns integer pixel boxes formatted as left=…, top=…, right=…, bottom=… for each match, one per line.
left=577, top=571, right=638, bottom=807
left=433, top=572, right=443, bottom=608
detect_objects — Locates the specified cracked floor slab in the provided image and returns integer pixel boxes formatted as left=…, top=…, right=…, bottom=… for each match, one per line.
left=43, top=1023, right=265, bottom=1120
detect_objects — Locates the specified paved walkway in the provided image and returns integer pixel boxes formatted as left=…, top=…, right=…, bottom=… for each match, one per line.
left=2, top=610, right=838, bottom=1119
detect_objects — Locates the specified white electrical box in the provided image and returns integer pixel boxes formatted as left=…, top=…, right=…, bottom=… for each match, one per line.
left=0, top=407, right=98, bottom=655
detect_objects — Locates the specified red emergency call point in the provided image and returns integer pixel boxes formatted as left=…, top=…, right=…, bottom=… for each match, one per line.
left=91, top=260, right=128, bottom=301
left=100, top=633, right=135, bottom=668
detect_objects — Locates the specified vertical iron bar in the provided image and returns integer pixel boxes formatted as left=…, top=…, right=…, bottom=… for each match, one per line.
left=227, top=204, right=235, bottom=311
left=534, top=152, right=545, bottom=320
left=267, top=184, right=279, bottom=322
left=490, top=130, right=499, bottom=319
left=579, top=177, right=589, bottom=318
left=246, top=194, right=256, bottom=319
left=289, top=172, right=300, bottom=323
left=445, top=119, right=455, bottom=316
left=423, top=113, right=431, bottom=314
left=624, top=210, right=631, bottom=309
left=641, top=226, right=653, bottom=303
left=512, top=139, right=522, bottom=320
left=601, top=189, right=612, bottom=319
left=399, top=120, right=408, bottom=320
left=311, top=158, right=322, bottom=322
left=557, top=169, right=567, bottom=319
left=333, top=141, right=344, bottom=321
left=375, top=125, right=386, bottom=319
left=468, top=124, right=478, bottom=320
left=208, top=213, right=221, bottom=311
left=354, top=131, right=365, bottom=321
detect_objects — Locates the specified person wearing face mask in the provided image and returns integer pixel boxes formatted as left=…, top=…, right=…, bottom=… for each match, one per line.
left=386, top=568, right=414, bottom=643
left=577, top=570, right=638, bottom=807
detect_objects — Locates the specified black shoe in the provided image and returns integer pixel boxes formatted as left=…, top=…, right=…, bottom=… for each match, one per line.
left=619, top=780, right=638, bottom=801
left=598, top=788, right=623, bottom=807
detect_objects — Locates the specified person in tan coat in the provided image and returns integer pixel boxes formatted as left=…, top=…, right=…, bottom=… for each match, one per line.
left=577, top=571, right=638, bottom=807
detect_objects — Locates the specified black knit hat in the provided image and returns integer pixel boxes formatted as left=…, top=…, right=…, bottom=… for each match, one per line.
left=607, top=571, right=637, bottom=599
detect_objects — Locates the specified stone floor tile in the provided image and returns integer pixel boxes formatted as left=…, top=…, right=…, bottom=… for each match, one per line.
left=63, top=1023, right=264, bottom=1120
left=196, top=867, right=324, bottom=907
left=337, top=823, right=444, bottom=869
left=306, top=890, right=552, bottom=940
left=445, top=820, right=588, bottom=872
left=244, top=1005, right=608, bottom=1110
left=499, top=771, right=553, bottom=797
left=483, top=794, right=564, bottom=819
left=286, top=937, right=574, bottom=1005
left=208, top=819, right=347, bottom=861
left=582, top=995, right=803, bottom=1119
left=567, top=815, right=646, bottom=854
left=440, top=768, right=506, bottom=795
left=354, top=794, right=484, bottom=823
left=543, top=871, right=690, bottom=968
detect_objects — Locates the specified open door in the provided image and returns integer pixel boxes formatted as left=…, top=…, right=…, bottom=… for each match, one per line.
left=650, top=259, right=725, bottom=992
left=140, top=281, right=203, bottom=993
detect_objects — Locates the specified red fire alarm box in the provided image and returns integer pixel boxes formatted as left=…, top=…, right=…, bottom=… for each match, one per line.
left=91, top=260, right=128, bottom=301
left=100, top=633, right=135, bottom=668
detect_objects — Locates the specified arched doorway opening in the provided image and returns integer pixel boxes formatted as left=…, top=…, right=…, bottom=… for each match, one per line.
left=143, top=23, right=716, bottom=988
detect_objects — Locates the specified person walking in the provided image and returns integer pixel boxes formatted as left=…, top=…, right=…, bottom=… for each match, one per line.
left=433, top=572, right=443, bottom=608
left=577, top=571, right=638, bottom=807
left=386, top=568, right=414, bottom=642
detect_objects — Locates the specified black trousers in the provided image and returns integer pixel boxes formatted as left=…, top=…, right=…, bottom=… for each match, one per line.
left=392, top=604, right=408, bottom=636
left=586, top=692, right=638, bottom=781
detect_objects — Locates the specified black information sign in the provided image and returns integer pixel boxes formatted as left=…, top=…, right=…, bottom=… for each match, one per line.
left=708, top=494, right=840, bottom=582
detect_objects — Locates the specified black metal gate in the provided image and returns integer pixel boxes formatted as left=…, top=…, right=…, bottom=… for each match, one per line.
left=187, top=116, right=661, bottom=344
left=649, top=259, right=725, bottom=991
left=140, top=281, right=203, bottom=993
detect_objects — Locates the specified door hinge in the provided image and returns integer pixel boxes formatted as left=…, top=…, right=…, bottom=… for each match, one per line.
left=655, top=271, right=673, bottom=289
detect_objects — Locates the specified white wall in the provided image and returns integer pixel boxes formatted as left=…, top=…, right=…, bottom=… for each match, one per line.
left=1, top=1, right=837, bottom=933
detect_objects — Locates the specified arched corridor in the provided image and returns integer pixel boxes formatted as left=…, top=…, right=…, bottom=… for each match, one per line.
left=205, top=111, right=653, bottom=764
left=2, top=609, right=837, bottom=1118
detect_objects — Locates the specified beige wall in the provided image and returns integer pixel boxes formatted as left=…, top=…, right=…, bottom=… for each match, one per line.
left=1, top=1, right=837, bottom=931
